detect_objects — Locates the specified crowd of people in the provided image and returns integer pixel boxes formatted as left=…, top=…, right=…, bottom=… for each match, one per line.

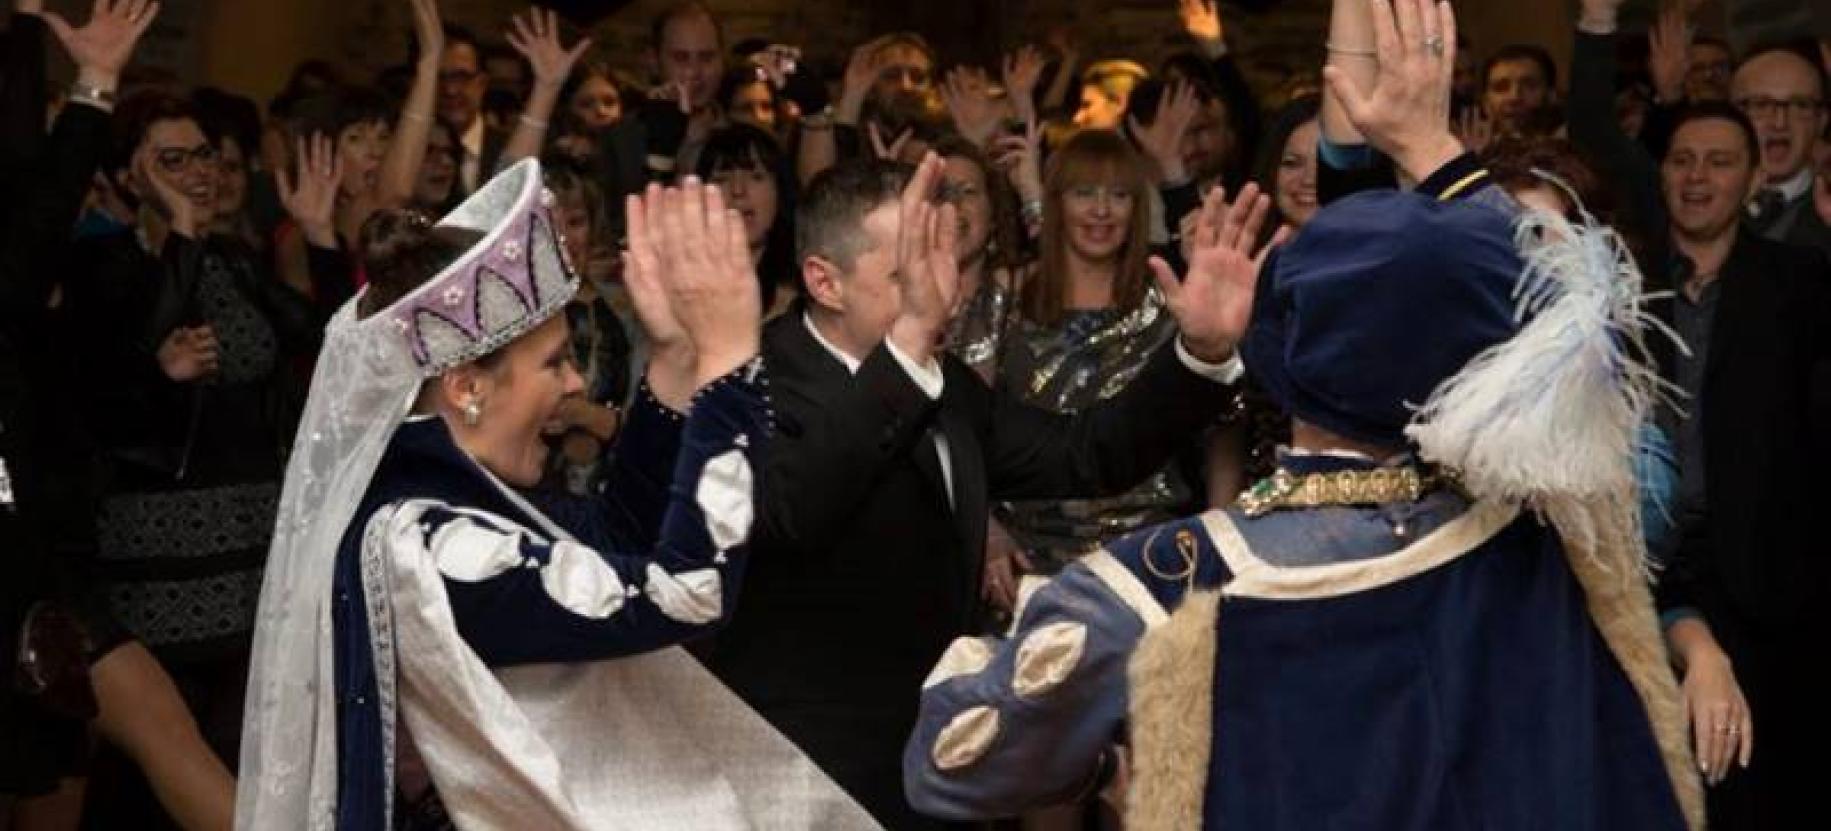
left=0, top=0, right=1826, bottom=828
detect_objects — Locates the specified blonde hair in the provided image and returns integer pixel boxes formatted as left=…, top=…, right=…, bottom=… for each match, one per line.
left=1081, top=60, right=1150, bottom=106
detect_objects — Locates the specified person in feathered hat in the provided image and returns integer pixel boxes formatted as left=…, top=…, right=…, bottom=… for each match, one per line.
left=901, top=1, right=1704, bottom=828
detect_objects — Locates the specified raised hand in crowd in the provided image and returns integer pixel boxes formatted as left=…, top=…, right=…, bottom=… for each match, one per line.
left=1131, top=80, right=1200, bottom=186
left=42, top=0, right=160, bottom=91
left=1042, top=24, right=1080, bottom=114
left=1576, top=0, right=1626, bottom=34
left=157, top=325, right=220, bottom=382
left=941, top=66, right=1003, bottom=148
left=1322, top=0, right=1463, bottom=183
left=277, top=134, right=344, bottom=250
left=1149, top=183, right=1288, bottom=363
left=499, top=5, right=592, bottom=167
left=1178, top=0, right=1226, bottom=55
left=991, top=118, right=1044, bottom=207
left=886, top=153, right=961, bottom=368
left=1453, top=106, right=1493, bottom=155
left=1647, top=3, right=1693, bottom=106
left=837, top=38, right=887, bottom=126
left=374, top=0, right=442, bottom=211
left=624, top=178, right=762, bottom=403
left=1002, top=45, right=1046, bottom=127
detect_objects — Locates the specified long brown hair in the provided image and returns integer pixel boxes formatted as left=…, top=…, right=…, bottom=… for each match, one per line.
left=1023, top=129, right=1154, bottom=326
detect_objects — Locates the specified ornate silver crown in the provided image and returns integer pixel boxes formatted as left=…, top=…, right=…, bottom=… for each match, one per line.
left=383, top=158, right=579, bottom=376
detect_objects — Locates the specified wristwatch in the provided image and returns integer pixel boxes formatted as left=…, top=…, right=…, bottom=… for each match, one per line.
left=67, top=79, right=118, bottom=112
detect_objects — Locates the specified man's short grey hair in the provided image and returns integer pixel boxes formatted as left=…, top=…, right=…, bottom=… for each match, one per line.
left=796, top=159, right=913, bottom=271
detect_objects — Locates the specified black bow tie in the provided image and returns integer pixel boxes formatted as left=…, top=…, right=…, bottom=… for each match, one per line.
left=1750, top=188, right=1788, bottom=219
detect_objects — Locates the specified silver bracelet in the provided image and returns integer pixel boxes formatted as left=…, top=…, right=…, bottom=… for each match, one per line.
left=1326, top=43, right=1378, bottom=58
left=519, top=114, right=550, bottom=131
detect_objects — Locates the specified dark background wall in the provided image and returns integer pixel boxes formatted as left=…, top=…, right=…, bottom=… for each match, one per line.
left=20, top=0, right=1800, bottom=106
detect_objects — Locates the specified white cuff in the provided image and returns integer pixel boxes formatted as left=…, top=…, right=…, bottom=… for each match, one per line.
left=886, top=340, right=946, bottom=399
left=1175, top=338, right=1244, bottom=385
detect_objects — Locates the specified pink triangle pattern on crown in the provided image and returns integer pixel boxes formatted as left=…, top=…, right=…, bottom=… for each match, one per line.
left=386, top=159, right=579, bottom=376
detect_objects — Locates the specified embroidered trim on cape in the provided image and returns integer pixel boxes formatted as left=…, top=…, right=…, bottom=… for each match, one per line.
left=1201, top=500, right=1519, bottom=600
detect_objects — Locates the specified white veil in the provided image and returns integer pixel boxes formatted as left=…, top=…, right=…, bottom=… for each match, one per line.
left=235, top=295, right=421, bottom=829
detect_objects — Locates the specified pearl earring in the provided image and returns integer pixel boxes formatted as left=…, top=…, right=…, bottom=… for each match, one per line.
left=463, top=400, right=481, bottom=426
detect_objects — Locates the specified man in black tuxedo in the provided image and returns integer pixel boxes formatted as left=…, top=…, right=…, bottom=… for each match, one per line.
left=708, top=156, right=1255, bottom=828
left=435, top=25, right=508, bottom=195
left=1653, top=102, right=1831, bottom=831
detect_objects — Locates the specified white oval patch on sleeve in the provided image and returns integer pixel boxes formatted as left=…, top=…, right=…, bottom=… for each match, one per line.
left=922, top=637, right=995, bottom=690
left=1012, top=621, right=1087, bottom=698
left=932, top=706, right=1000, bottom=772
left=428, top=519, right=526, bottom=582
left=695, top=450, right=755, bottom=551
left=643, top=565, right=723, bottom=624
left=539, top=541, right=628, bottom=619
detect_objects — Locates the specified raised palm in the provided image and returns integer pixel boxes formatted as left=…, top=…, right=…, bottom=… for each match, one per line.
left=1150, top=183, right=1288, bottom=361
left=44, top=0, right=160, bottom=77
left=506, top=6, right=590, bottom=85
left=277, top=134, right=344, bottom=245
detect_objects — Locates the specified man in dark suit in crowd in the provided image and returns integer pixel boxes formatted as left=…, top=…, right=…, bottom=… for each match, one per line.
left=434, top=24, right=508, bottom=195
left=1654, top=101, right=1831, bottom=831
left=709, top=155, right=1255, bottom=828
left=1731, top=44, right=1831, bottom=255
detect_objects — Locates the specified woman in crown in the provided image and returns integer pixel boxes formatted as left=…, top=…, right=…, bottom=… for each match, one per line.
left=233, top=159, right=879, bottom=829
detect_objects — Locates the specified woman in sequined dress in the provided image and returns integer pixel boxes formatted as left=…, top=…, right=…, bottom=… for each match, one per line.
left=992, top=130, right=1207, bottom=574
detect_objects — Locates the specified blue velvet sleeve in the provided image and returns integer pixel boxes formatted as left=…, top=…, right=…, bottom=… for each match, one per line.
left=442, top=364, right=772, bottom=665
left=527, top=378, right=685, bottom=552
left=903, top=563, right=1146, bottom=819
left=904, top=515, right=1232, bottom=818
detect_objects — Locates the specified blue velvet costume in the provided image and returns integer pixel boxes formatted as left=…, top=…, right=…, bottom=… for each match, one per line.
left=330, top=371, right=770, bottom=830
left=905, top=453, right=1687, bottom=829
left=906, top=155, right=1695, bottom=829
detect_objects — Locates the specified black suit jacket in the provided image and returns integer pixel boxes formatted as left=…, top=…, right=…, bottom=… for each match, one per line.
left=709, top=310, right=1232, bottom=828
left=1655, top=231, right=1831, bottom=636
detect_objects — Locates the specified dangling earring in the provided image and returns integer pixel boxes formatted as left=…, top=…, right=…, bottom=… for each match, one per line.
left=463, top=400, right=482, bottom=426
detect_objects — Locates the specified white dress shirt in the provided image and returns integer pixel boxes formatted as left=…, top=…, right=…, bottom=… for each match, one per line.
left=459, top=116, right=486, bottom=194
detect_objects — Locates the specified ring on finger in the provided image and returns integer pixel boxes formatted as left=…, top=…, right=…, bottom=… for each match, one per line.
left=1424, top=37, right=1446, bottom=57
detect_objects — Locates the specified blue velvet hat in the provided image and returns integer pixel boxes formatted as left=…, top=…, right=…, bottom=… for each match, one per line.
left=1240, top=190, right=1525, bottom=448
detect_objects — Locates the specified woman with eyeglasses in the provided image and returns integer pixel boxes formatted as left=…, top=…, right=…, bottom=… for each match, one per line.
left=55, top=90, right=337, bottom=828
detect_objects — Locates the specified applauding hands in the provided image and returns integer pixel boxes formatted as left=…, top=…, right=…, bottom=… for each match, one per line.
left=886, top=154, right=962, bottom=369
left=624, top=179, right=764, bottom=409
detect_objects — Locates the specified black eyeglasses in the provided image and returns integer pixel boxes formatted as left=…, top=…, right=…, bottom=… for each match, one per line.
left=1734, top=96, right=1826, bottom=120
left=439, top=69, right=481, bottom=86
left=153, top=144, right=219, bottom=173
